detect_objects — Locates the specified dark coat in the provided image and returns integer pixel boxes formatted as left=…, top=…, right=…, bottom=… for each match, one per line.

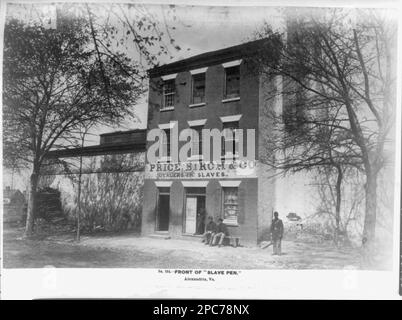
left=271, top=218, right=284, bottom=239
left=205, top=221, right=217, bottom=233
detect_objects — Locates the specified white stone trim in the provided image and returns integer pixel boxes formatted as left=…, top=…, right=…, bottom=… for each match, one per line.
left=182, top=181, right=209, bottom=187
left=219, top=180, right=241, bottom=187
left=155, top=181, right=173, bottom=187
left=222, top=59, right=242, bottom=68
left=222, top=97, right=240, bottom=103
left=161, top=73, right=177, bottom=81
left=190, top=67, right=208, bottom=75
left=187, top=119, right=207, bottom=127
left=160, top=106, right=174, bottom=112
left=157, top=156, right=172, bottom=163
left=187, top=154, right=204, bottom=161
left=220, top=114, right=242, bottom=123
left=189, top=102, right=206, bottom=108
left=158, top=122, right=176, bottom=129
left=221, top=153, right=239, bottom=160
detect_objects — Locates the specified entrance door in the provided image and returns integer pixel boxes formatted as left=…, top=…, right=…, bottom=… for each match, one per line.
left=185, top=196, right=197, bottom=234
left=185, top=192, right=206, bottom=235
left=157, top=194, right=170, bottom=231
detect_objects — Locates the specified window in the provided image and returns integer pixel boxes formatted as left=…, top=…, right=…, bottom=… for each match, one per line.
left=191, top=125, right=203, bottom=158
left=162, top=79, right=175, bottom=110
left=224, top=66, right=240, bottom=99
left=222, top=187, right=239, bottom=224
left=191, top=73, right=206, bottom=104
left=161, top=129, right=171, bottom=159
left=222, top=121, right=239, bottom=158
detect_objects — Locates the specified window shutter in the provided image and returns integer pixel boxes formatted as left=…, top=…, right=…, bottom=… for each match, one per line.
left=237, top=187, right=246, bottom=224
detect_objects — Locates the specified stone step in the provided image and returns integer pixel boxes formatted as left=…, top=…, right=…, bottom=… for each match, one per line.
left=148, top=233, right=171, bottom=240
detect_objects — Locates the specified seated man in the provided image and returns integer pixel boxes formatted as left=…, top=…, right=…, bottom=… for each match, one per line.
left=211, top=218, right=229, bottom=247
left=202, top=216, right=216, bottom=245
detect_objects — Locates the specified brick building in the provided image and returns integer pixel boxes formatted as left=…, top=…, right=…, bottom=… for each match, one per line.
left=142, top=39, right=279, bottom=245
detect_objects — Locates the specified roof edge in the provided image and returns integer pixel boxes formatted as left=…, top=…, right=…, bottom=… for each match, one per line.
left=148, top=38, right=270, bottom=78
left=45, top=142, right=146, bottom=159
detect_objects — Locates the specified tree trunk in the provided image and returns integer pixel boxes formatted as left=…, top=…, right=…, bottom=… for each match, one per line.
left=77, top=154, right=83, bottom=242
left=24, top=171, right=39, bottom=237
left=362, top=172, right=378, bottom=249
left=77, top=126, right=89, bottom=241
left=334, top=166, right=343, bottom=246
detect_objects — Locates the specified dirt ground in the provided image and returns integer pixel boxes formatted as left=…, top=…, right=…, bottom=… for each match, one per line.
left=2, top=223, right=391, bottom=270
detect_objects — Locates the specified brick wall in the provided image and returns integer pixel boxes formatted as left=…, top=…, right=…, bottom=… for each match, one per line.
left=143, top=58, right=262, bottom=244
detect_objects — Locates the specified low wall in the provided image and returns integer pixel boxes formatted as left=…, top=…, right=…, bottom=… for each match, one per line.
left=41, top=152, right=145, bottom=232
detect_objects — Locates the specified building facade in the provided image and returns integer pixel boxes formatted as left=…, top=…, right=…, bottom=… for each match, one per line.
left=142, top=40, right=279, bottom=245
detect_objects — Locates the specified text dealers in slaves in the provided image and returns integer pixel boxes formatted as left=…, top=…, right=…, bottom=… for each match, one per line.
left=146, top=160, right=257, bottom=179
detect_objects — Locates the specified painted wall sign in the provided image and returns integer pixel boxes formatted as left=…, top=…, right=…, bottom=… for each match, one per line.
left=145, top=160, right=257, bottom=179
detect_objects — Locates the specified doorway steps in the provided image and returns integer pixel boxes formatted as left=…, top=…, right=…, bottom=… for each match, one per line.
left=148, top=232, right=171, bottom=240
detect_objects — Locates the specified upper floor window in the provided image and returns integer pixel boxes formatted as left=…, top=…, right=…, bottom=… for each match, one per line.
left=191, top=73, right=206, bottom=105
left=162, top=129, right=171, bottom=159
left=187, top=119, right=207, bottom=159
left=222, top=121, right=239, bottom=158
left=224, top=66, right=240, bottom=100
left=162, top=79, right=175, bottom=110
left=191, top=125, right=203, bottom=158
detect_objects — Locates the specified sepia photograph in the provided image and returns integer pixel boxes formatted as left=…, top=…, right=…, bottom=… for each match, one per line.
left=0, top=0, right=401, bottom=299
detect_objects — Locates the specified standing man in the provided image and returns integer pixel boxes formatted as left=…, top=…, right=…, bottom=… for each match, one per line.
left=202, top=216, right=216, bottom=245
left=211, top=218, right=229, bottom=247
left=270, top=211, right=284, bottom=255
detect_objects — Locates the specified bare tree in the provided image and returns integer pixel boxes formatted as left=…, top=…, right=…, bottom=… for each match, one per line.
left=255, top=8, right=397, bottom=249
left=75, top=124, right=93, bottom=242
left=313, top=166, right=365, bottom=245
left=3, top=5, right=177, bottom=237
